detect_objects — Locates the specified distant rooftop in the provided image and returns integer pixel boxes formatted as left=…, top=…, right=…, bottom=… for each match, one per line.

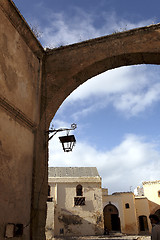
left=112, top=192, right=133, bottom=195
left=48, top=167, right=100, bottom=178
left=143, top=180, right=160, bottom=185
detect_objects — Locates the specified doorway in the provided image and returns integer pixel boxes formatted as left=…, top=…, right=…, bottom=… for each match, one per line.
left=139, top=215, right=149, bottom=232
left=103, top=204, right=121, bottom=232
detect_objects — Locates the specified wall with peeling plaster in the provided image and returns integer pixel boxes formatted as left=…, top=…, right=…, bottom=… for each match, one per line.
left=135, top=197, right=152, bottom=233
left=0, top=2, right=42, bottom=239
left=46, top=176, right=104, bottom=237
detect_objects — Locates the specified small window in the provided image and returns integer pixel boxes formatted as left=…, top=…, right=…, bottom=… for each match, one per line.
left=47, top=185, right=53, bottom=202
left=48, top=185, right=51, bottom=196
left=60, top=228, right=64, bottom=234
left=158, top=191, right=160, bottom=197
left=76, top=184, right=83, bottom=196
left=125, top=203, right=130, bottom=209
left=74, top=197, right=85, bottom=206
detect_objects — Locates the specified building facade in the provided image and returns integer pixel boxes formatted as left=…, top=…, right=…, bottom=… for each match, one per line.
left=46, top=168, right=160, bottom=239
left=102, top=181, right=160, bottom=235
left=46, top=167, right=104, bottom=239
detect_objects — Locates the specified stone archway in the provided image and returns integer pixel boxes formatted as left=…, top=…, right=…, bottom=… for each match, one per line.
left=103, top=204, right=121, bottom=232
left=30, top=24, right=160, bottom=239
left=34, top=24, right=160, bottom=240
left=44, top=23, right=160, bottom=126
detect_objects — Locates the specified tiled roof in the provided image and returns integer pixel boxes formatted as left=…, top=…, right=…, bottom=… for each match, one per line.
left=48, top=167, right=100, bottom=178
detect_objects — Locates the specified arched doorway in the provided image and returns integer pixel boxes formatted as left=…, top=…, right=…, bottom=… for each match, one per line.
left=139, top=215, right=149, bottom=232
left=155, top=209, right=160, bottom=221
left=103, top=204, right=121, bottom=232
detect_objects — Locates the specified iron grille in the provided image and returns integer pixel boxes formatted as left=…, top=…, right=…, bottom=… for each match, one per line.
left=74, top=197, right=85, bottom=206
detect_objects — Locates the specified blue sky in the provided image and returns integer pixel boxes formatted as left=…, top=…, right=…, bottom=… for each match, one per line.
left=13, top=0, right=160, bottom=193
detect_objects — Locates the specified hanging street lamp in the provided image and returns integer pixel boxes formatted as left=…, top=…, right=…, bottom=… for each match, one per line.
left=46, top=123, right=77, bottom=152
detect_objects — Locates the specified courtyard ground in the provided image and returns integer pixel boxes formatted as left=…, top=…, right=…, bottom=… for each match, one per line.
left=51, top=234, right=151, bottom=240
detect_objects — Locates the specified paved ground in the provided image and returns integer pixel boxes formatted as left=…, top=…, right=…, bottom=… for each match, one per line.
left=51, top=235, right=151, bottom=240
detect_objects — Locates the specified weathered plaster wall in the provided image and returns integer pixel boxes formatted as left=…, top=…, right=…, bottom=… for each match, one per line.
left=47, top=179, right=104, bottom=237
left=135, top=197, right=151, bottom=232
left=0, top=7, right=41, bottom=123
left=0, top=2, right=43, bottom=239
left=0, top=110, right=34, bottom=239
left=45, top=202, right=55, bottom=239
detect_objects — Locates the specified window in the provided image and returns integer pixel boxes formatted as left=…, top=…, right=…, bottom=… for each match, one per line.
left=74, top=197, right=85, bottom=206
left=125, top=203, right=130, bottom=209
left=60, top=228, right=64, bottom=234
left=76, top=184, right=83, bottom=196
left=74, top=185, right=85, bottom=205
left=158, top=191, right=160, bottom=197
left=48, top=185, right=51, bottom=196
left=47, top=185, right=53, bottom=202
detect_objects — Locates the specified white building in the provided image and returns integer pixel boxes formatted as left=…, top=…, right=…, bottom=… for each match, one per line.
left=46, top=167, right=104, bottom=238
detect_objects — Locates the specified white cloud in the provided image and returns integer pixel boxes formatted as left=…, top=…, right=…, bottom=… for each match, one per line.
left=40, top=8, right=153, bottom=48
left=114, top=82, right=160, bottom=116
left=58, top=65, right=160, bottom=118
left=49, top=133, right=160, bottom=193
left=32, top=6, right=160, bottom=118
left=40, top=6, right=160, bottom=193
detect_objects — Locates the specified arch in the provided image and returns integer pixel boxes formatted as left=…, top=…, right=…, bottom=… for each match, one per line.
left=103, top=204, right=121, bottom=232
left=139, top=215, right=149, bottom=232
left=35, top=24, right=160, bottom=239
left=44, top=24, right=160, bottom=125
left=76, top=184, right=83, bottom=196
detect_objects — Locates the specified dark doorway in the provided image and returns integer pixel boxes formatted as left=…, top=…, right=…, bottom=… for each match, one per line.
left=103, top=204, right=121, bottom=232
left=111, top=214, right=121, bottom=231
left=139, top=215, right=149, bottom=232
left=155, top=209, right=160, bottom=221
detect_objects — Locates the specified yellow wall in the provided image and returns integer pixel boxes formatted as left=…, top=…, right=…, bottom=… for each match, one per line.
left=135, top=197, right=151, bottom=233
left=103, top=192, right=138, bottom=234
left=143, top=181, right=160, bottom=213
